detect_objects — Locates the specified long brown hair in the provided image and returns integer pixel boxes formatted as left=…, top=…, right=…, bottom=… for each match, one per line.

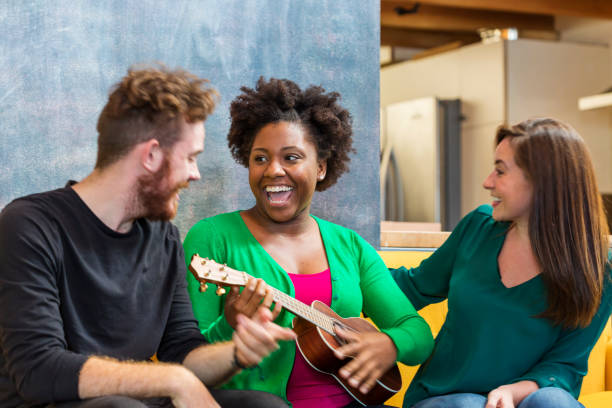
left=497, top=118, right=610, bottom=329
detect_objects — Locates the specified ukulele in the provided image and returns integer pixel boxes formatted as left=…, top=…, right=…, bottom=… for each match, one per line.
left=188, top=254, right=402, bottom=406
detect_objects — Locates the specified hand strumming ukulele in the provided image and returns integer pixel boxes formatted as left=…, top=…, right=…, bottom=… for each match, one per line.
left=188, top=254, right=402, bottom=406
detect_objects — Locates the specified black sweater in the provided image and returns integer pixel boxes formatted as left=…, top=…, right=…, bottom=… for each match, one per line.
left=0, top=185, right=206, bottom=406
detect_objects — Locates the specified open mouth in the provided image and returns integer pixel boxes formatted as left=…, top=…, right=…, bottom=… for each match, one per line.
left=265, top=185, right=294, bottom=205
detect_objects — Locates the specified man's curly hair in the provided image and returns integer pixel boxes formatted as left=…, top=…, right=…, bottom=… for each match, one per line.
left=228, top=77, right=354, bottom=191
left=95, top=65, right=218, bottom=169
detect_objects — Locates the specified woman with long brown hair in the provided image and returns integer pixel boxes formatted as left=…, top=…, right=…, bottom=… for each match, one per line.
left=392, top=118, right=612, bottom=408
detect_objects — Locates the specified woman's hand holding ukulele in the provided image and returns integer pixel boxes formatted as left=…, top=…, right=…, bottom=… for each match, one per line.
left=334, top=327, right=398, bottom=394
left=224, top=278, right=282, bottom=329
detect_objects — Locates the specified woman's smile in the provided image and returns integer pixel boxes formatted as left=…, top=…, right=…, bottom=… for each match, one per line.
left=265, top=185, right=294, bottom=206
left=248, top=121, right=325, bottom=224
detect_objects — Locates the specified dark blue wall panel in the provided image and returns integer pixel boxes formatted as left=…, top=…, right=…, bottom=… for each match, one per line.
left=0, top=0, right=380, bottom=246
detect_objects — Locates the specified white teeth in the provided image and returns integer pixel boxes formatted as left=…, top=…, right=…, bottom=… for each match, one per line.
left=265, top=186, right=293, bottom=192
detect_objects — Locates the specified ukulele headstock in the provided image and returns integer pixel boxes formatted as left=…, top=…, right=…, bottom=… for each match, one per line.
left=188, top=254, right=248, bottom=295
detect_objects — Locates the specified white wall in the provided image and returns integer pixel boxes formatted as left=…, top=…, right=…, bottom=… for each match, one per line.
left=381, top=37, right=612, bottom=222
left=506, top=39, right=611, bottom=193
left=555, top=16, right=612, bottom=194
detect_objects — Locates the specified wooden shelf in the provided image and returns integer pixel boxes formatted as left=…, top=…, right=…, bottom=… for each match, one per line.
left=578, top=92, right=612, bottom=111
left=380, top=229, right=610, bottom=249
left=380, top=230, right=451, bottom=248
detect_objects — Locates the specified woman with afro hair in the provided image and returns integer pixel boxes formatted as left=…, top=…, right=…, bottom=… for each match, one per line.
left=183, top=78, right=433, bottom=408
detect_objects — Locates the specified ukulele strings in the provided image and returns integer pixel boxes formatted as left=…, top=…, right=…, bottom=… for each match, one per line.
left=195, top=257, right=357, bottom=339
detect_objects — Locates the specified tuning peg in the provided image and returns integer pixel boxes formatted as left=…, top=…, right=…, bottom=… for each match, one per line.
left=199, top=282, right=208, bottom=293
left=216, top=287, right=226, bottom=296
left=222, top=273, right=229, bottom=281
left=204, top=269, right=211, bottom=277
left=201, top=259, right=207, bottom=266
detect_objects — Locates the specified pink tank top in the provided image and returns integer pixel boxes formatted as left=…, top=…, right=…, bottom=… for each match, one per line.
left=286, top=269, right=353, bottom=408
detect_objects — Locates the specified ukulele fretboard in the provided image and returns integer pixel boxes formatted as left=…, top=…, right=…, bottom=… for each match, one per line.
left=242, top=273, right=336, bottom=334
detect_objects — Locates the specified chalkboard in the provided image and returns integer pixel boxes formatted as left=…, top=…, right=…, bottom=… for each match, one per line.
left=0, top=0, right=380, bottom=246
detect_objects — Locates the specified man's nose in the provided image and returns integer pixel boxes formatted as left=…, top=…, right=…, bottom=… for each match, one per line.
left=190, top=164, right=201, bottom=181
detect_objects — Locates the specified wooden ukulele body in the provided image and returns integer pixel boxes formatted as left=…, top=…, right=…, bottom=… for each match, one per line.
left=292, top=300, right=402, bottom=406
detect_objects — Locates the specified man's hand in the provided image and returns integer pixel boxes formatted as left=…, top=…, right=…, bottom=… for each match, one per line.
left=224, top=278, right=280, bottom=328
left=333, top=327, right=398, bottom=395
left=182, top=306, right=294, bottom=386
left=233, top=306, right=296, bottom=368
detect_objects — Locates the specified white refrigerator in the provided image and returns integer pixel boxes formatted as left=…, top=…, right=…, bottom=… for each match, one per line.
left=381, top=97, right=462, bottom=230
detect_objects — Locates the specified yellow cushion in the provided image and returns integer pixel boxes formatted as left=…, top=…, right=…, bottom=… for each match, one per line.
left=579, top=391, right=612, bottom=408
left=605, top=322, right=612, bottom=390
left=582, top=319, right=611, bottom=395
left=377, top=250, right=449, bottom=333
left=379, top=250, right=444, bottom=407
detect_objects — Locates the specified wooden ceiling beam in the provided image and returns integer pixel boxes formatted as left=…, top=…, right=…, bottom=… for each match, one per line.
left=381, top=26, right=480, bottom=48
left=382, top=2, right=555, bottom=32
left=383, top=0, right=612, bottom=19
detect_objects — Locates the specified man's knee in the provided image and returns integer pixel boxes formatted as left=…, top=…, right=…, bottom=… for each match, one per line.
left=210, top=389, right=289, bottom=408
left=50, top=395, right=149, bottom=408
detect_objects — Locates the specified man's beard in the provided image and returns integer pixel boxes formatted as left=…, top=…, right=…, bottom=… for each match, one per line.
left=136, top=158, right=189, bottom=221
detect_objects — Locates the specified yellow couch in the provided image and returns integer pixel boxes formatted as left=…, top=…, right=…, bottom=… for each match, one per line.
left=378, top=249, right=612, bottom=408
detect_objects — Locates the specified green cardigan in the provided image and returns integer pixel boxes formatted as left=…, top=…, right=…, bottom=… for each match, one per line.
left=183, top=211, right=433, bottom=404
left=391, top=205, right=612, bottom=407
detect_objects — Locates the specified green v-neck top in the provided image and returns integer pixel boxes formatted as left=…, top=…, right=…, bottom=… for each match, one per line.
left=391, top=205, right=612, bottom=407
left=183, top=211, right=434, bottom=404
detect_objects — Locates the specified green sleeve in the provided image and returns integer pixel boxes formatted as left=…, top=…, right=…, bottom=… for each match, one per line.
left=389, top=208, right=478, bottom=310
left=183, top=218, right=234, bottom=343
left=356, top=232, right=434, bottom=365
left=513, top=265, right=612, bottom=397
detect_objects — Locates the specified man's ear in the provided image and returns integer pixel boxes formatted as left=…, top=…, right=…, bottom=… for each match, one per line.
left=141, top=139, right=163, bottom=173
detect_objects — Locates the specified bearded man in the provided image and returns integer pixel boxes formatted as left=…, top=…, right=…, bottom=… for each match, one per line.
left=0, top=66, right=295, bottom=408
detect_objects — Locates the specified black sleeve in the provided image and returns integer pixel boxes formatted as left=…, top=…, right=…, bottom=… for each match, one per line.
left=0, top=202, right=87, bottom=403
left=156, top=226, right=208, bottom=363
